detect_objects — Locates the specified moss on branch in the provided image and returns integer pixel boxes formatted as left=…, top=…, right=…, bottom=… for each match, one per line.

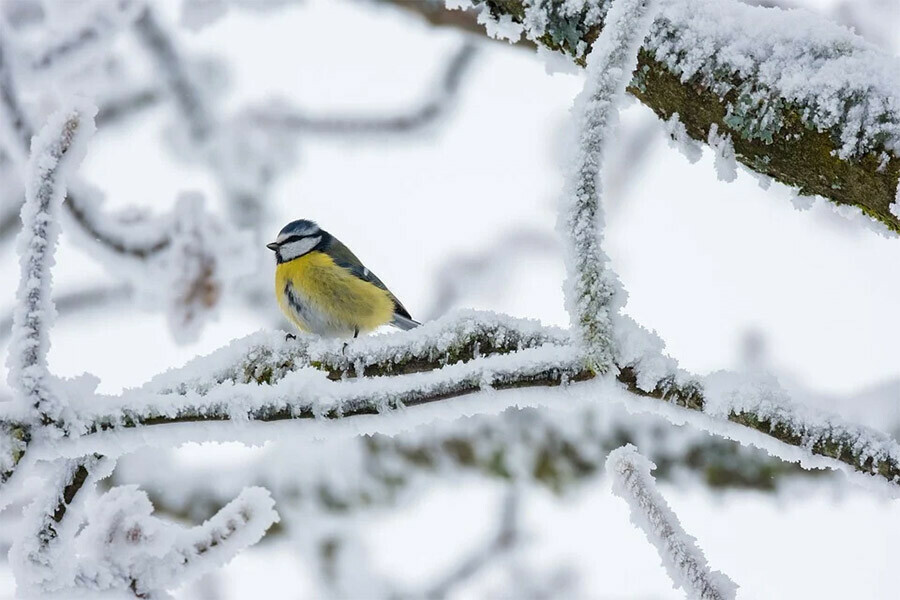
left=384, top=0, right=900, bottom=232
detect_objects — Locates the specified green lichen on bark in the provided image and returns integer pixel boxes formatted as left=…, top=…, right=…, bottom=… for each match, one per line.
left=629, top=50, right=900, bottom=233
left=390, top=0, right=900, bottom=232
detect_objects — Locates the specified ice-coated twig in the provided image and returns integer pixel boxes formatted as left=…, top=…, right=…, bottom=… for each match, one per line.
left=133, top=6, right=212, bottom=142
left=24, top=0, right=144, bottom=76
left=7, top=104, right=95, bottom=430
left=0, top=32, right=175, bottom=259
left=9, top=454, right=108, bottom=594
left=607, top=445, right=738, bottom=600
left=0, top=31, right=33, bottom=158
left=250, top=42, right=479, bottom=136
left=559, top=0, right=658, bottom=372
left=398, top=0, right=900, bottom=231
left=94, top=84, right=163, bottom=128
left=9, top=454, right=279, bottom=596
left=73, top=485, right=279, bottom=596
left=0, top=284, right=131, bottom=341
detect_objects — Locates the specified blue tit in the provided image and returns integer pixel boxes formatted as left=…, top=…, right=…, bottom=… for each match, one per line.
left=266, top=219, right=420, bottom=338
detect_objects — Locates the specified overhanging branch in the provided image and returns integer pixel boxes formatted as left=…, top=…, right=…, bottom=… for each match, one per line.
left=383, top=0, right=900, bottom=232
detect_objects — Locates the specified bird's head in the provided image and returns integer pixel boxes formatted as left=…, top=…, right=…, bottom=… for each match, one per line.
left=267, top=219, right=323, bottom=263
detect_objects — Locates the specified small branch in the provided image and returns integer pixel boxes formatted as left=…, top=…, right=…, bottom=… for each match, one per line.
left=0, top=32, right=33, bottom=157
left=607, top=444, right=738, bottom=600
left=559, top=0, right=659, bottom=373
left=7, top=105, right=95, bottom=428
left=9, top=455, right=105, bottom=593
left=250, top=42, right=479, bottom=135
left=95, top=86, right=163, bottom=128
left=133, top=6, right=212, bottom=142
left=25, top=0, right=143, bottom=76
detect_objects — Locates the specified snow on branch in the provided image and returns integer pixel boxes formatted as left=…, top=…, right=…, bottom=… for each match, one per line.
left=1, top=310, right=896, bottom=494
left=607, top=445, right=738, bottom=600
left=7, top=104, right=95, bottom=430
left=559, top=0, right=658, bottom=373
left=391, top=0, right=900, bottom=231
left=9, top=453, right=279, bottom=596
left=73, top=485, right=279, bottom=596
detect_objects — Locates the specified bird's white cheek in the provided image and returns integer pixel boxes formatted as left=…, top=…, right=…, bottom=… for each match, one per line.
left=279, top=236, right=321, bottom=261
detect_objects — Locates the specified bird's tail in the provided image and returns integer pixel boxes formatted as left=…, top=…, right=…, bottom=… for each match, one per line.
left=392, top=313, right=421, bottom=330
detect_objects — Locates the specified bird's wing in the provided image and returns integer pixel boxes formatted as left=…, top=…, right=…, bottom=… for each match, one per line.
left=325, top=238, right=414, bottom=320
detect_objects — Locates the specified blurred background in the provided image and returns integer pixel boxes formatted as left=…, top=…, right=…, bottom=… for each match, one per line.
left=1, top=0, right=899, bottom=597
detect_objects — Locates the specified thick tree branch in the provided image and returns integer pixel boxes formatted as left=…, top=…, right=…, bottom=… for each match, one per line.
left=3, top=313, right=895, bottom=494
left=384, top=0, right=900, bottom=232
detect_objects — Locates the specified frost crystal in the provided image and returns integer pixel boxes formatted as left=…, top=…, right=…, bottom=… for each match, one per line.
left=607, top=444, right=738, bottom=600
left=559, top=0, right=659, bottom=372
left=707, top=124, right=737, bottom=183
left=664, top=113, right=702, bottom=164
left=890, top=183, right=900, bottom=220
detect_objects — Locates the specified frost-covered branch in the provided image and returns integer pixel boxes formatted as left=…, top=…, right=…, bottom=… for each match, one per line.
left=607, top=445, right=738, bottom=600
left=24, top=0, right=144, bottom=76
left=9, top=455, right=105, bottom=594
left=133, top=6, right=212, bottom=142
left=9, top=453, right=279, bottom=597
left=249, top=42, right=478, bottom=136
left=73, top=485, right=279, bottom=597
left=559, top=0, right=657, bottom=372
left=0, top=284, right=131, bottom=341
left=3, top=311, right=897, bottom=493
left=7, top=105, right=95, bottom=430
left=388, top=0, right=900, bottom=232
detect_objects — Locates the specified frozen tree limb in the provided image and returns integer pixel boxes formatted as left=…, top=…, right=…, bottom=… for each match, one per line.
left=72, top=485, right=279, bottom=597
left=7, top=104, right=95, bottom=430
left=2, top=312, right=896, bottom=494
left=249, top=42, right=479, bottom=136
left=9, top=454, right=107, bottom=594
left=386, top=0, right=900, bottom=232
left=607, top=444, right=738, bottom=600
left=559, top=0, right=658, bottom=373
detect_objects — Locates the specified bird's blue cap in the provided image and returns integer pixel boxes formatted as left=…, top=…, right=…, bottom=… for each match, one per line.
left=277, top=219, right=320, bottom=240
left=267, top=219, right=322, bottom=251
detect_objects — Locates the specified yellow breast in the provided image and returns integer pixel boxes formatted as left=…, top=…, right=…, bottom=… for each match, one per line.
left=275, top=251, right=395, bottom=335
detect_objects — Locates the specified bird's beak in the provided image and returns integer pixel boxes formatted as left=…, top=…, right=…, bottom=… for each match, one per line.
left=266, top=242, right=279, bottom=251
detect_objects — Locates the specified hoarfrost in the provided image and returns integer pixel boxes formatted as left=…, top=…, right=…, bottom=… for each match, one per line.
left=707, top=124, right=737, bottom=183
left=559, top=0, right=658, bottom=372
left=890, top=183, right=900, bottom=219
left=7, top=102, right=95, bottom=429
left=664, top=113, right=702, bottom=164
left=607, top=444, right=738, bottom=600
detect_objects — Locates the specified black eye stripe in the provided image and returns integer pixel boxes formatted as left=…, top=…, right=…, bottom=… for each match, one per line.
left=279, top=234, right=313, bottom=245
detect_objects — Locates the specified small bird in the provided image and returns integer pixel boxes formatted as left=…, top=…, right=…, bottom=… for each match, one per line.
left=267, top=219, right=419, bottom=338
